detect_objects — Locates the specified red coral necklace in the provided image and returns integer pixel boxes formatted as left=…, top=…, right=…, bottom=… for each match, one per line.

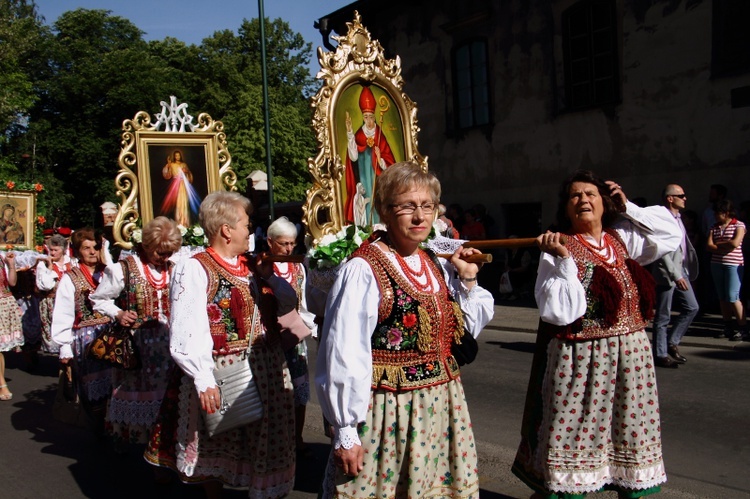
left=273, top=262, right=294, bottom=284
left=206, top=247, right=248, bottom=276
left=144, top=263, right=168, bottom=290
left=390, top=247, right=434, bottom=293
left=575, top=233, right=617, bottom=264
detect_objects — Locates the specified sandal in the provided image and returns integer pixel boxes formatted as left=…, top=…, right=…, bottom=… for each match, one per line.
left=0, top=384, right=12, bottom=401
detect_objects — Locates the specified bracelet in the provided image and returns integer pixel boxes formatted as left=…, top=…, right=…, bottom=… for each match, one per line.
left=459, top=276, right=477, bottom=282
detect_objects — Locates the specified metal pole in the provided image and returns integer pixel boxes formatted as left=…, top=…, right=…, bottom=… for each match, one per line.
left=258, top=0, right=274, bottom=221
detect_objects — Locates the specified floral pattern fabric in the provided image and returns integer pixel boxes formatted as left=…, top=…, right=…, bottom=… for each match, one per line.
left=513, top=331, right=666, bottom=496
left=322, top=380, right=479, bottom=499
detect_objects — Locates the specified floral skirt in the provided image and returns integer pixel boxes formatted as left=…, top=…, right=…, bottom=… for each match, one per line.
left=0, top=294, right=23, bottom=352
left=39, top=294, right=60, bottom=353
left=106, top=322, right=172, bottom=445
left=512, top=330, right=666, bottom=497
left=322, top=379, right=479, bottom=499
left=71, top=323, right=113, bottom=404
left=145, top=343, right=296, bottom=498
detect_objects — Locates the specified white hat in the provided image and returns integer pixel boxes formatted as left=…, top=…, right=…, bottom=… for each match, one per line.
left=100, top=202, right=118, bottom=215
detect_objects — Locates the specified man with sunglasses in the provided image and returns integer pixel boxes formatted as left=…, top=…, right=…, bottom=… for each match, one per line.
left=652, top=184, right=700, bottom=368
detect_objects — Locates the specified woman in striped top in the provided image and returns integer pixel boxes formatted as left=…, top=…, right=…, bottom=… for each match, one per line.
left=707, top=199, right=747, bottom=340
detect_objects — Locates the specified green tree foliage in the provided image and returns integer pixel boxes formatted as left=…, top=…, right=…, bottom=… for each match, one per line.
left=0, top=0, right=49, bottom=175
left=4, top=7, right=316, bottom=227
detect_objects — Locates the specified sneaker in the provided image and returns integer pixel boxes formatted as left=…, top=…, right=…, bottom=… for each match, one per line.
left=729, top=331, right=744, bottom=342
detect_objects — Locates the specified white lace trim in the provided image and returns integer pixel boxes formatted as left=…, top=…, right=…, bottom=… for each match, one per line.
left=84, top=376, right=112, bottom=402
left=107, top=397, right=162, bottom=425
left=548, top=461, right=667, bottom=494
left=334, top=425, right=361, bottom=450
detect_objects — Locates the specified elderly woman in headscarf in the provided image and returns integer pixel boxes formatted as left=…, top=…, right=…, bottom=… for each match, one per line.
left=512, top=170, right=682, bottom=498
left=316, top=161, right=495, bottom=498
left=145, top=191, right=298, bottom=499
left=91, top=216, right=182, bottom=449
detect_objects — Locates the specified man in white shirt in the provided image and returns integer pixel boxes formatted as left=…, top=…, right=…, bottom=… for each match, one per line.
left=652, top=184, right=700, bottom=368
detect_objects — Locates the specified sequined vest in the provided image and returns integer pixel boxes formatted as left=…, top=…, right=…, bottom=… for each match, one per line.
left=354, top=244, right=466, bottom=392
left=117, top=256, right=170, bottom=328
left=194, top=252, right=259, bottom=356
left=67, top=267, right=112, bottom=329
left=540, top=229, right=655, bottom=341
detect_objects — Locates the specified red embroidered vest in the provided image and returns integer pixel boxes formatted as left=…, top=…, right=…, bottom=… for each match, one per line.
left=353, top=244, right=465, bottom=392
left=540, top=229, right=655, bottom=341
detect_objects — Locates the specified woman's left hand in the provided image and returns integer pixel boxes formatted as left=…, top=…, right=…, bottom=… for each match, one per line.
left=606, top=180, right=628, bottom=212
left=451, top=246, right=482, bottom=286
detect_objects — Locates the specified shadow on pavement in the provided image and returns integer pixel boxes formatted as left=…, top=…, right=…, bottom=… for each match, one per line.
left=485, top=340, right=536, bottom=354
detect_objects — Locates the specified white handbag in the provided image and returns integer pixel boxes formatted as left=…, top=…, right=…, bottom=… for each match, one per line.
left=203, top=305, right=264, bottom=438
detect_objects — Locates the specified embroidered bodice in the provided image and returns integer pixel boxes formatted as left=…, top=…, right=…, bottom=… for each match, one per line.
left=354, top=244, right=466, bottom=391
left=194, top=252, right=259, bottom=355
left=541, top=229, right=655, bottom=340
left=67, top=267, right=111, bottom=329
left=118, top=256, right=170, bottom=328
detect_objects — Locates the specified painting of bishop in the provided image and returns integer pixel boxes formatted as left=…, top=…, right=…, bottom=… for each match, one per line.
left=340, top=84, right=405, bottom=226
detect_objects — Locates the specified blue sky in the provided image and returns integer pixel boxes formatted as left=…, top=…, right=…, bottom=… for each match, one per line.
left=33, top=0, right=354, bottom=71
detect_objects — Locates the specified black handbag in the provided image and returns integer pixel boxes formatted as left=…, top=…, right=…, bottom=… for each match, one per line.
left=52, top=366, right=91, bottom=428
left=452, top=330, right=478, bottom=366
left=85, top=261, right=141, bottom=370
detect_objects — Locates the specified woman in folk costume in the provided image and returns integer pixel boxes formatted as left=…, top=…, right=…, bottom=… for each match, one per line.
left=91, top=216, right=182, bottom=448
left=145, top=191, right=298, bottom=499
left=266, top=216, right=319, bottom=457
left=0, top=251, right=22, bottom=401
left=512, top=170, right=682, bottom=498
left=316, top=162, right=495, bottom=498
left=344, top=85, right=396, bottom=224
left=51, top=228, right=113, bottom=428
left=36, top=234, right=73, bottom=353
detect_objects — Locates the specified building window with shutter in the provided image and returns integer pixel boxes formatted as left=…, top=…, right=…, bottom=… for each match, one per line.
left=562, top=0, right=619, bottom=110
left=453, top=39, right=490, bottom=129
left=712, top=0, right=750, bottom=78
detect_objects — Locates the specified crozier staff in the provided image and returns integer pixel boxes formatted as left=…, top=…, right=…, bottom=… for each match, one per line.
left=512, top=170, right=682, bottom=498
left=316, top=161, right=494, bottom=498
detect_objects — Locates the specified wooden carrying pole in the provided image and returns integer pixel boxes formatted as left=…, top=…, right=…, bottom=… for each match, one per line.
left=259, top=237, right=555, bottom=265
left=261, top=253, right=493, bottom=264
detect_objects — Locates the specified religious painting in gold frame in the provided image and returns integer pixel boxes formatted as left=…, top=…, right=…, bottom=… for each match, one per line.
left=113, top=97, right=236, bottom=249
left=303, top=12, right=427, bottom=245
left=0, top=190, right=35, bottom=248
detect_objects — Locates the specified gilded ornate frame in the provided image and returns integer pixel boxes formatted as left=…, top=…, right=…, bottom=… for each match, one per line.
left=113, top=97, right=236, bottom=249
left=303, top=12, right=427, bottom=245
left=0, top=190, right=36, bottom=248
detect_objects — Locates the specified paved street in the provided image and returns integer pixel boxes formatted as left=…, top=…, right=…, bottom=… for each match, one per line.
left=1, top=304, right=749, bottom=498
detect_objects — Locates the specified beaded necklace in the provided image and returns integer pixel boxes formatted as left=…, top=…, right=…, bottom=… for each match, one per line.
left=575, top=233, right=619, bottom=266
left=143, top=263, right=168, bottom=290
left=273, top=262, right=294, bottom=283
left=389, top=246, right=434, bottom=293
left=206, top=247, right=248, bottom=276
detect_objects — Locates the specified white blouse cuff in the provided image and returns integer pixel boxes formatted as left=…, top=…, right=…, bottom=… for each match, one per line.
left=193, top=372, right=217, bottom=395
left=334, top=425, right=362, bottom=450
left=59, top=344, right=73, bottom=360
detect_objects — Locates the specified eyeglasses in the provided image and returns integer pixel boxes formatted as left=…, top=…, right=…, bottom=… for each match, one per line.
left=668, top=193, right=687, bottom=199
left=388, top=202, right=437, bottom=215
